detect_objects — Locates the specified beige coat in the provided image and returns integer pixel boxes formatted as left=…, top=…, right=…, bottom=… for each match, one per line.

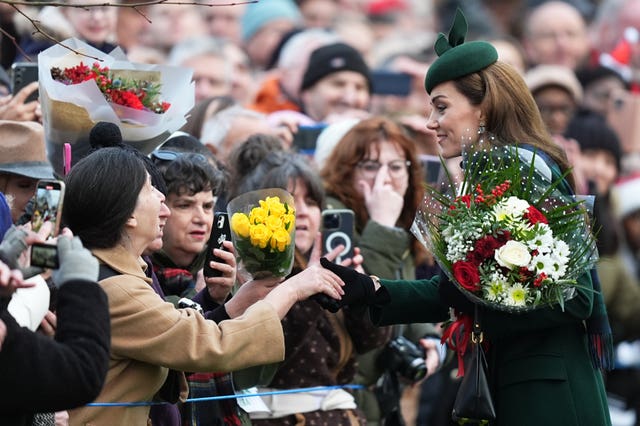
left=69, top=245, right=285, bottom=426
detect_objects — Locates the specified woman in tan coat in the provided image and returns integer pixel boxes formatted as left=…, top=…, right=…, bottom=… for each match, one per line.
left=62, top=147, right=344, bottom=425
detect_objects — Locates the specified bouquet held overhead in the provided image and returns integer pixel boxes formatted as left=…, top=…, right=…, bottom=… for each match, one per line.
left=38, top=38, right=195, bottom=175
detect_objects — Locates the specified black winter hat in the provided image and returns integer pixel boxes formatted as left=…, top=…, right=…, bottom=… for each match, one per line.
left=301, top=42, right=372, bottom=92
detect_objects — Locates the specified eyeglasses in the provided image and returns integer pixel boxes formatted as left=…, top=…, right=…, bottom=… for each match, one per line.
left=357, top=159, right=411, bottom=178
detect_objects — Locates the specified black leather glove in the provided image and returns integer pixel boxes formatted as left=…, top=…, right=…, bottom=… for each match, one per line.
left=315, top=257, right=377, bottom=312
left=437, top=270, right=474, bottom=314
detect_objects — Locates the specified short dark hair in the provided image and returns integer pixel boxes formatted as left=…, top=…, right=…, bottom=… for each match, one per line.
left=161, top=153, right=225, bottom=197
left=63, top=148, right=147, bottom=249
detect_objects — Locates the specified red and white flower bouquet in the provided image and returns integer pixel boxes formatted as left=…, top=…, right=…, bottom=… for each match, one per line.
left=38, top=38, right=194, bottom=175
left=412, top=143, right=598, bottom=312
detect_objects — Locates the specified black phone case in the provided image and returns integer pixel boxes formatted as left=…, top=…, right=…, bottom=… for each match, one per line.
left=321, top=209, right=355, bottom=264
left=203, top=212, right=231, bottom=278
left=11, top=62, right=39, bottom=103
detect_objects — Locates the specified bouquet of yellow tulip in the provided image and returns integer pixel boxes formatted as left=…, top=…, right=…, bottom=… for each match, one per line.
left=227, top=188, right=296, bottom=279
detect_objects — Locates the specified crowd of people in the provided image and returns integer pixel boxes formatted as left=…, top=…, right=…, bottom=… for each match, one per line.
left=2, top=0, right=640, bottom=425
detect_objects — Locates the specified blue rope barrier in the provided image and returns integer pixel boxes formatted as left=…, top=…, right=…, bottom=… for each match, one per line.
left=87, top=384, right=365, bottom=407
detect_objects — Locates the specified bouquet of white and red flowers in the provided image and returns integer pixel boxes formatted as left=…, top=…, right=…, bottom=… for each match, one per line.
left=38, top=38, right=194, bottom=176
left=412, top=143, right=598, bottom=312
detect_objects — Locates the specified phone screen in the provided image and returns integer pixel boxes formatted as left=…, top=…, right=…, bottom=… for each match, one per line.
left=31, top=180, right=65, bottom=238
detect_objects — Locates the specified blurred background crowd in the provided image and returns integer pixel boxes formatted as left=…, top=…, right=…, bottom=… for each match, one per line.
left=2, top=0, right=640, bottom=425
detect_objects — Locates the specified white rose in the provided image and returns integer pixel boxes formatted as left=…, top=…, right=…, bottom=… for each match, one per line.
left=494, top=240, right=532, bottom=269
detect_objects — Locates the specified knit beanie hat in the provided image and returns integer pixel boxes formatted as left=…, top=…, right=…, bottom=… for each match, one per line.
left=565, top=110, right=622, bottom=172
left=424, top=8, right=498, bottom=93
left=301, top=43, right=372, bottom=91
left=241, top=0, right=301, bottom=42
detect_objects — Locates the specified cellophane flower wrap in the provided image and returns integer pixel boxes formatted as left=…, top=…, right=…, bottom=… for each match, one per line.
left=411, top=142, right=599, bottom=312
left=38, top=38, right=194, bottom=176
left=227, top=188, right=296, bottom=279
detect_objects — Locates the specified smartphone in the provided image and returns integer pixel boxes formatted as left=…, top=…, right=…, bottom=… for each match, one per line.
left=203, top=212, right=231, bottom=278
left=30, top=242, right=59, bottom=269
left=292, top=124, right=326, bottom=153
left=31, top=179, right=65, bottom=238
left=11, top=62, right=39, bottom=103
left=321, top=209, right=355, bottom=264
left=371, top=70, right=412, bottom=97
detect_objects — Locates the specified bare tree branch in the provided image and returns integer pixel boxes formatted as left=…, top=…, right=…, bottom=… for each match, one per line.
left=2, top=0, right=257, bottom=62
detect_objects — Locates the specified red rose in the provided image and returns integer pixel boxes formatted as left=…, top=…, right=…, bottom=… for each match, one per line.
left=452, top=260, right=481, bottom=292
left=524, top=205, right=548, bottom=224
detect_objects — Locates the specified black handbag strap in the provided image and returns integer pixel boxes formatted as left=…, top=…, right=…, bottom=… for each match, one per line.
left=472, top=305, right=483, bottom=344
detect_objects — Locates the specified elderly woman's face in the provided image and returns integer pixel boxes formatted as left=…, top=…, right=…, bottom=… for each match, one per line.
left=426, top=81, right=483, bottom=158
left=130, top=175, right=167, bottom=251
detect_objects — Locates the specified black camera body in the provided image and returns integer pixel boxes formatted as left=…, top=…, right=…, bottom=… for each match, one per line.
left=377, top=335, right=427, bottom=382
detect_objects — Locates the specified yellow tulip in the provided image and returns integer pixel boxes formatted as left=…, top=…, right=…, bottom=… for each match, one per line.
left=231, top=213, right=250, bottom=238
left=250, top=223, right=272, bottom=249
left=249, top=206, right=268, bottom=224
left=271, top=228, right=291, bottom=252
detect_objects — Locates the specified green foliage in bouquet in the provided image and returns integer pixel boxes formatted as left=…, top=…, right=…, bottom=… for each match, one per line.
left=412, top=143, right=598, bottom=312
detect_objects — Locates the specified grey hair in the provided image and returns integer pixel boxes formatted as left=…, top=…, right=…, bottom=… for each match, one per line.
left=200, top=105, right=267, bottom=148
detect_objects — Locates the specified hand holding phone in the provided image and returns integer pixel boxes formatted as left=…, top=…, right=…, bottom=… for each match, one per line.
left=322, top=209, right=355, bottom=265
left=31, top=180, right=65, bottom=239
left=203, top=212, right=231, bottom=278
left=10, top=62, right=39, bottom=103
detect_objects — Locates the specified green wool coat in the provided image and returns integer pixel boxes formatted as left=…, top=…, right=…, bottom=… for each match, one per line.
left=370, top=274, right=612, bottom=426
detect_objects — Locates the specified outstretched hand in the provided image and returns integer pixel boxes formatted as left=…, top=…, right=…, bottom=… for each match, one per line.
left=314, top=257, right=377, bottom=312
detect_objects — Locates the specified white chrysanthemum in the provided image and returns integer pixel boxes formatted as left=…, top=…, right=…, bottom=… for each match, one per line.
left=529, top=253, right=555, bottom=275
left=493, top=196, right=530, bottom=222
left=527, top=224, right=554, bottom=253
left=548, top=254, right=568, bottom=280
left=484, top=273, right=508, bottom=302
left=553, top=239, right=571, bottom=259
left=506, top=283, right=528, bottom=307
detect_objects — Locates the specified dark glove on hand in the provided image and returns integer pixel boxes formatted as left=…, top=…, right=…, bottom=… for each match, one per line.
left=52, top=237, right=99, bottom=288
left=0, top=225, right=28, bottom=269
left=436, top=270, right=474, bottom=314
left=316, top=257, right=377, bottom=311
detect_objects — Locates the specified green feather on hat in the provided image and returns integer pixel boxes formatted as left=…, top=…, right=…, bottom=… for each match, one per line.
left=424, top=8, right=498, bottom=93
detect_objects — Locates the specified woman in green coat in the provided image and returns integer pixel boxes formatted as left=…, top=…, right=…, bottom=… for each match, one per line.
left=318, top=9, right=612, bottom=426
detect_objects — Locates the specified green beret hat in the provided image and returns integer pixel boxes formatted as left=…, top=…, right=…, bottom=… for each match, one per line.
left=424, top=8, right=498, bottom=93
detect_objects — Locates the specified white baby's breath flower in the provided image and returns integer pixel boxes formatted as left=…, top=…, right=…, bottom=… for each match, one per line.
left=484, top=273, right=508, bottom=302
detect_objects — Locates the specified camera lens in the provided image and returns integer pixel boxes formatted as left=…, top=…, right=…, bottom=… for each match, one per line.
left=323, top=213, right=340, bottom=229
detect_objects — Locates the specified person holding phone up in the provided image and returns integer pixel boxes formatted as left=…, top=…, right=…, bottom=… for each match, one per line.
left=233, top=150, right=389, bottom=425
left=0, top=219, right=111, bottom=426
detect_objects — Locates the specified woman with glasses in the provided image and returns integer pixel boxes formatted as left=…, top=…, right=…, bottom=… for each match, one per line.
left=319, top=116, right=442, bottom=425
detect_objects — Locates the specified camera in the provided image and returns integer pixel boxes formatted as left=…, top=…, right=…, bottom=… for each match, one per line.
left=30, top=242, right=59, bottom=269
left=377, top=335, right=427, bottom=382
left=178, top=298, right=204, bottom=316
